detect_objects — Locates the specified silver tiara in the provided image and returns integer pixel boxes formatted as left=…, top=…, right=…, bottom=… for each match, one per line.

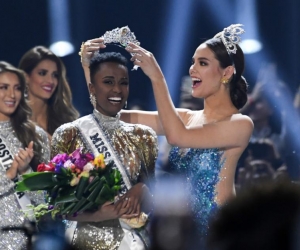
left=101, top=26, right=140, bottom=70
left=214, top=24, right=245, bottom=54
left=101, top=26, right=140, bottom=47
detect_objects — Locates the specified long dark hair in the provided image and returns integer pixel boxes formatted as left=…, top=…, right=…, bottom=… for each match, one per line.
left=19, top=46, right=79, bottom=135
left=0, top=61, right=44, bottom=170
left=205, top=38, right=248, bottom=109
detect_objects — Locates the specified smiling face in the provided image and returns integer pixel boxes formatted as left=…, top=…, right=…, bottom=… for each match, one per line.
left=0, top=72, right=22, bottom=121
left=189, top=43, right=225, bottom=98
left=27, top=59, right=58, bottom=101
left=89, top=62, right=129, bottom=117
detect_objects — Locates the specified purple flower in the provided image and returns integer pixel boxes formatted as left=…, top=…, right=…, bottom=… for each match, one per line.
left=51, top=153, right=70, bottom=164
left=85, top=153, right=94, bottom=162
left=71, top=148, right=94, bottom=170
left=54, top=162, right=64, bottom=173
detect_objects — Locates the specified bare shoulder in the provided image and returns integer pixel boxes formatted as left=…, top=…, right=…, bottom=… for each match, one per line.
left=225, top=113, right=254, bottom=146
left=230, top=113, right=254, bottom=129
left=176, top=108, right=202, bottom=125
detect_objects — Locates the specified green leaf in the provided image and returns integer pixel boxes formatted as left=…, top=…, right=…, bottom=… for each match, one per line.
left=59, top=166, right=70, bottom=177
left=114, top=170, right=121, bottom=184
left=55, top=191, right=77, bottom=204
left=95, top=184, right=113, bottom=204
left=78, top=201, right=95, bottom=213
left=68, top=197, right=88, bottom=215
left=75, top=176, right=89, bottom=200
left=16, top=172, right=67, bottom=192
left=60, top=202, right=76, bottom=215
left=87, top=179, right=105, bottom=202
left=47, top=185, right=60, bottom=204
left=111, top=185, right=121, bottom=193
left=84, top=176, right=99, bottom=194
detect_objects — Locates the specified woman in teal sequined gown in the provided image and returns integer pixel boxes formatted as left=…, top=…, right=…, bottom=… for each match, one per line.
left=168, top=147, right=223, bottom=237
left=80, top=24, right=254, bottom=245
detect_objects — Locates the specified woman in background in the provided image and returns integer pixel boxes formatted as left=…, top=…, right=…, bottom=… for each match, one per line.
left=19, top=46, right=79, bottom=138
left=0, top=61, right=49, bottom=249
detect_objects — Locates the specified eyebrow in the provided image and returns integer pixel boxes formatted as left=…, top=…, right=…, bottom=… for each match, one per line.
left=0, top=83, right=20, bottom=86
left=192, top=57, right=210, bottom=62
left=37, top=68, right=58, bottom=72
left=197, top=57, right=210, bottom=61
left=102, top=76, right=128, bottom=80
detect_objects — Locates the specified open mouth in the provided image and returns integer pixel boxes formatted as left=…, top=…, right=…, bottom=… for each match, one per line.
left=192, top=77, right=202, bottom=88
left=4, top=101, right=16, bottom=107
left=42, top=85, right=54, bottom=93
left=108, top=97, right=122, bottom=105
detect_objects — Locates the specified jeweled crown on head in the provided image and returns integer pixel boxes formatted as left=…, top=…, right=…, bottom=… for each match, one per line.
left=101, top=26, right=140, bottom=70
left=214, top=24, right=245, bottom=55
left=101, top=26, right=140, bottom=47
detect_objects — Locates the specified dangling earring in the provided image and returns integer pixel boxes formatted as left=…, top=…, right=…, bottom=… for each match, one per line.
left=90, top=94, right=97, bottom=108
left=124, top=101, right=127, bottom=109
left=24, top=85, right=29, bottom=98
left=221, top=77, right=229, bottom=85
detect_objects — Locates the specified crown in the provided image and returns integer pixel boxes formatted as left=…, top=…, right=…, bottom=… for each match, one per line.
left=214, top=24, right=245, bottom=54
left=101, top=26, right=140, bottom=47
left=101, top=26, right=140, bottom=70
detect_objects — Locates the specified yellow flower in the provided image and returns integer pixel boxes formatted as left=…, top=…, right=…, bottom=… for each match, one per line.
left=93, top=154, right=106, bottom=169
left=70, top=174, right=80, bottom=186
left=79, top=171, right=90, bottom=178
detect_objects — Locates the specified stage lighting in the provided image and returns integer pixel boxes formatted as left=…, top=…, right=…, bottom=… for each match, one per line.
left=48, top=0, right=73, bottom=57
left=240, top=39, right=262, bottom=54
left=49, top=41, right=74, bottom=57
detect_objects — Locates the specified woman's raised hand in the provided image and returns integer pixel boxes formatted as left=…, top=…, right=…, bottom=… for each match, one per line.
left=126, top=43, right=164, bottom=82
left=6, top=141, right=34, bottom=179
left=15, top=141, right=34, bottom=174
left=79, top=37, right=106, bottom=67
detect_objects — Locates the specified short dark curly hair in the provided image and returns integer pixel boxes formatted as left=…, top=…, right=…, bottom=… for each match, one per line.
left=89, top=52, right=128, bottom=83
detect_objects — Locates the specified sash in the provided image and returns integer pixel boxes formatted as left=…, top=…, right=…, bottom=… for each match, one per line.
left=0, top=136, right=34, bottom=221
left=75, top=114, right=132, bottom=189
left=67, top=114, right=147, bottom=249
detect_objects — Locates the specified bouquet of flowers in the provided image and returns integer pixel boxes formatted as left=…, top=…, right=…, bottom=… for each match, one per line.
left=16, top=148, right=122, bottom=220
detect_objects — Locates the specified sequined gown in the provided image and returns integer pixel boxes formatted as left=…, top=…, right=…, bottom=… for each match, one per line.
left=51, top=110, right=158, bottom=250
left=168, top=147, right=224, bottom=240
left=0, top=121, right=50, bottom=250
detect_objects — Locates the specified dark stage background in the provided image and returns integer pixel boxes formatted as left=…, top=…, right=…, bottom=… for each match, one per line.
left=0, top=0, right=299, bottom=114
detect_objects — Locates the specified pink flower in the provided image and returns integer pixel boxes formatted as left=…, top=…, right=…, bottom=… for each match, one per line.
left=83, top=162, right=94, bottom=172
left=89, top=176, right=95, bottom=183
left=63, top=160, right=73, bottom=169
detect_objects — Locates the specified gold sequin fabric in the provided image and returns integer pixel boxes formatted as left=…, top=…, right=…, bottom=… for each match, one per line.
left=51, top=111, right=158, bottom=250
left=0, top=121, right=50, bottom=250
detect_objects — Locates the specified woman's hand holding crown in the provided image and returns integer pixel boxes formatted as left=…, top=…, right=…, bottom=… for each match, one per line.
left=126, top=43, right=165, bottom=83
left=79, top=37, right=106, bottom=67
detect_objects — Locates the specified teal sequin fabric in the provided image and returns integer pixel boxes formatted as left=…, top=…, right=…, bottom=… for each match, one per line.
left=168, top=147, right=224, bottom=238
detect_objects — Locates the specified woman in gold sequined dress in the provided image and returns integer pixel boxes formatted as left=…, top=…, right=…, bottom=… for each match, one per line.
left=0, top=62, right=50, bottom=250
left=51, top=52, right=157, bottom=250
